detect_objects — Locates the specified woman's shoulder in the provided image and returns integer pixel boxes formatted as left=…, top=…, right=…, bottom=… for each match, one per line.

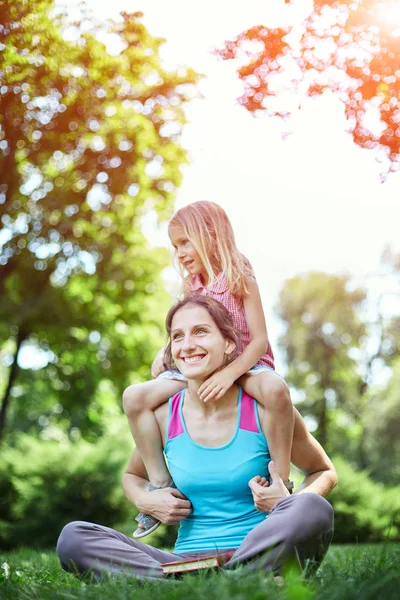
left=154, top=399, right=172, bottom=444
left=154, top=400, right=169, bottom=419
left=154, top=390, right=184, bottom=422
left=239, top=388, right=265, bottom=433
left=255, top=401, right=265, bottom=428
left=242, top=392, right=265, bottom=436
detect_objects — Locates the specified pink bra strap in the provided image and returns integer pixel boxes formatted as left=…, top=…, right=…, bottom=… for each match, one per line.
left=167, top=391, right=184, bottom=439
left=239, top=390, right=259, bottom=433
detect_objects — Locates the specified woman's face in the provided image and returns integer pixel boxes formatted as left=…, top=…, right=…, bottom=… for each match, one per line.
left=170, top=305, right=235, bottom=381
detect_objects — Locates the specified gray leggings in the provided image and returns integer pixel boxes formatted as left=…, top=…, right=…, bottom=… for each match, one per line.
left=57, top=494, right=334, bottom=580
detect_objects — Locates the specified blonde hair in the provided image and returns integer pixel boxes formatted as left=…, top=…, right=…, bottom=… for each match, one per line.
left=169, top=201, right=255, bottom=297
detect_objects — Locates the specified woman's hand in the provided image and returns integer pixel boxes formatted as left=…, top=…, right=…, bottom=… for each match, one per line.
left=248, top=461, right=290, bottom=512
left=151, top=348, right=166, bottom=378
left=198, top=369, right=236, bottom=402
left=138, top=487, right=192, bottom=525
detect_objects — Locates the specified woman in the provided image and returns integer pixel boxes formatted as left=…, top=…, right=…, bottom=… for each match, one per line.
left=57, top=296, right=337, bottom=579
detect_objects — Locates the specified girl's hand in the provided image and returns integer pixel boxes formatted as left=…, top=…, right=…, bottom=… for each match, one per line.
left=252, top=475, right=270, bottom=488
left=248, top=462, right=290, bottom=512
left=198, top=369, right=236, bottom=402
left=151, top=348, right=166, bottom=378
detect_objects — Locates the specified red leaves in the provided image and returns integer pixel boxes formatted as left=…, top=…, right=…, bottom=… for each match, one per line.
left=218, top=1, right=400, bottom=169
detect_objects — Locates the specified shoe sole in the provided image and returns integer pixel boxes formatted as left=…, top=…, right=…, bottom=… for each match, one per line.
left=132, top=520, right=162, bottom=539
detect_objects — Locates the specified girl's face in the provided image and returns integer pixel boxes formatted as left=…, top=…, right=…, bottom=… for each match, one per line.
left=170, top=305, right=235, bottom=381
left=169, top=224, right=205, bottom=278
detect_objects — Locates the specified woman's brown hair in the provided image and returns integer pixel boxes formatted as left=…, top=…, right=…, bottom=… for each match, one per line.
left=163, top=295, right=240, bottom=371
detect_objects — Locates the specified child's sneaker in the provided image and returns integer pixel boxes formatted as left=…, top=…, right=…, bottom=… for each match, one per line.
left=133, top=482, right=176, bottom=539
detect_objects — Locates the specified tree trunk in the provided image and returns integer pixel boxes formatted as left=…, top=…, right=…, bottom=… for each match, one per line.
left=358, top=431, right=369, bottom=470
left=0, top=328, right=28, bottom=441
left=318, top=397, right=327, bottom=448
left=0, top=257, right=18, bottom=296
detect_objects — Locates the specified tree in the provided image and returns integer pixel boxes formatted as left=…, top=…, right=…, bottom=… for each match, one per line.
left=276, top=272, right=367, bottom=449
left=358, top=247, right=400, bottom=483
left=0, top=0, right=198, bottom=439
left=276, top=264, right=400, bottom=482
left=218, top=0, right=400, bottom=175
left=378, top=246, right=400, bottom=365
left=362, top=357, right=400, bottom=484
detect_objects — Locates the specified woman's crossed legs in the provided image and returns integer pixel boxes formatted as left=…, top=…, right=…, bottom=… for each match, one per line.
left=57, top=493, right=333, bottom=580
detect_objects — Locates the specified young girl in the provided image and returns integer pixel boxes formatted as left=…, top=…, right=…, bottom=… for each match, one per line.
left=123, top=201, right=294, bottom=538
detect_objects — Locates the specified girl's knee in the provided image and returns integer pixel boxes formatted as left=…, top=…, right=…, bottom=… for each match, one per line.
left=123, top=379, right=174, bottom=417
left=122, top=383, right=148, bottom=417
left=259, top=376, right=291, bottom=412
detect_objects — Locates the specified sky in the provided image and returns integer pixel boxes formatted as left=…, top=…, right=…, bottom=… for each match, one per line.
left=28, top=0, right=400, bottom=373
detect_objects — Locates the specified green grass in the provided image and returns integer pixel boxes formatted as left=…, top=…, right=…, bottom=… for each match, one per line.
left=1, top=545, right=399, bottom=600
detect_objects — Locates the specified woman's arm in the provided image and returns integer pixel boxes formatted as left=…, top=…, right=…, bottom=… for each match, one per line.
left=249, top=407, right=337, bottom=512
left=290, top=408, right=338, bottom=497
left=122, top=449, right=192, bottom=525
left=199, top=280, right=268, bottom=402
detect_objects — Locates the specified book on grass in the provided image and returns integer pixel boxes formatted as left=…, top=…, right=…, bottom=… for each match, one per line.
left=161, top=551, right=235, bottom=575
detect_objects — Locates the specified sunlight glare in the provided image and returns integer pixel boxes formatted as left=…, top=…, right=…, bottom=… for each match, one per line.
left=378, top=0, right=400, bottom=31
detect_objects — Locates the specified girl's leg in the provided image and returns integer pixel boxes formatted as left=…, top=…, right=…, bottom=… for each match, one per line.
left=123, top=378, right=187, bottom=537
left=238, top=371, right=294, bottom=482
left=122, top=378, right=187, bottom=487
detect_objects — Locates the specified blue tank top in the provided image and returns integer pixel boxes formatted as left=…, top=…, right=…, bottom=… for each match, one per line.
left=164, top=386, right=271, bottom=553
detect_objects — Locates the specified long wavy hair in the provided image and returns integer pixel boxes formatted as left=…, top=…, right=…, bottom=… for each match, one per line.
left=163, top=295, right=240, bottom=371
left=168, top=201, right=255, bottom=297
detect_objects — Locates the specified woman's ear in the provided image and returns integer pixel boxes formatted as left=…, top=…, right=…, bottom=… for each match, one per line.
left=225, top=339, right=236, bottom=356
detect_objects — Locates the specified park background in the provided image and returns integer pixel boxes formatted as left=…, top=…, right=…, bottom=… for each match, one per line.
left=1, top=0, right=400, bottom=581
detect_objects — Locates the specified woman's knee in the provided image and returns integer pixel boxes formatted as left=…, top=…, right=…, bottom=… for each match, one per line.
left=306, top=493, right=334, bottom=532
left=56, top=521, right=89, bottom=571
left=284, top=494, right=334, bottom=540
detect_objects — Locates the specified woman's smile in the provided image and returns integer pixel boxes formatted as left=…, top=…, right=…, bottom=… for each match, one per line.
left=180, top=354, right=206, bottom=364
left=171, top=305, right=233, bottom=379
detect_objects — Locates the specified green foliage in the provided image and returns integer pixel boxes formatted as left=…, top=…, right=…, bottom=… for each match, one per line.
left=2, top=429, right=399, bottom=551
left=362, top=358, right=400, bottom=485
left=0, top=0, right=199, bottom=438
left=1, top=545, right=400, bottom=600
left=0, top=428, right=134, bottom=549
left=330, top=457, right=400, bottom=543
left=275, top=267, right=400, bottom=486
left=277, top=272, right=367, bottom=448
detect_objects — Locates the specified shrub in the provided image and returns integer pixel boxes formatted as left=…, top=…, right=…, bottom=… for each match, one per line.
left=0, top=429, right=134, bottom=549
left=329, top=456, right=400, bottom=543
left=2, top=434, right=399, bottom=550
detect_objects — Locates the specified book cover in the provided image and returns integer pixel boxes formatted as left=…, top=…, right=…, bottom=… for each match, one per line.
left=161, top=551, right=234, bottom=575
